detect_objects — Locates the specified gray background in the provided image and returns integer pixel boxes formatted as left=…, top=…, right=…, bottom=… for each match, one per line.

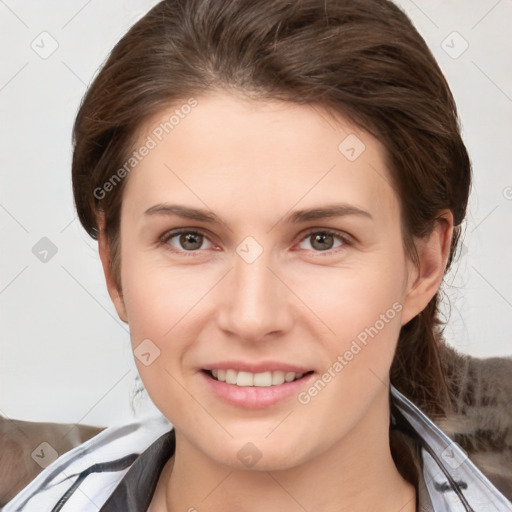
left=1, top=0, right=511, bottom=427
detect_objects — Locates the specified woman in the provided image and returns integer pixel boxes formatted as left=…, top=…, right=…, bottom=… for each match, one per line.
left=5, top=0, right=511, bottom=510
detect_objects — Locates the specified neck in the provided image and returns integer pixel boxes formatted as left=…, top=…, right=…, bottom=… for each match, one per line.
left=155, top=394, right=416, bottom=512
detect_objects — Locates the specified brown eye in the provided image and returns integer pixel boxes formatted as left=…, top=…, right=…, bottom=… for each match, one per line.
left=179, top=232, right=204, bottom=250
left=310, top=233, right=334, bottom=251
left=164, top=230, right=212, bottom=252
left=298, top=230, right=345, bottom=252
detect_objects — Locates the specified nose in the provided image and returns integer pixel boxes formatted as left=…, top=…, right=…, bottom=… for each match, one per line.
left=216, top=249, right=294, bottom=343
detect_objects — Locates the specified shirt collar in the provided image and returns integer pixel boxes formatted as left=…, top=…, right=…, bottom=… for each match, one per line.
left=99, top=429, right=175, bottom=511
left=98, top=387, right=510, bottom=511
left=99, top=408, right=435, bottom=511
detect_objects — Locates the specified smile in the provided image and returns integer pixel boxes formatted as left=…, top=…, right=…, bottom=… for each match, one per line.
left=207, top=369, right=309, bottom=387
left=201, top=368, right=315, bottom=409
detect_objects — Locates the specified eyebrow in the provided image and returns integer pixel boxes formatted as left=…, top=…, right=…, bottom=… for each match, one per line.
left=144, top=203, right=372, bottom=224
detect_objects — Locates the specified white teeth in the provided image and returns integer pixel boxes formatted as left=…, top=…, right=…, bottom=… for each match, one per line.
left=226, top=369, right=237, bottom=385
left=284, top=372, right=296, bottom=382
left=236, top=371, right=254, bottom=386
left=210, top=369, right=306, bottom=387
left=271, top=371, right=285, bottom=385
left=253, top=371, right=272, bottom=387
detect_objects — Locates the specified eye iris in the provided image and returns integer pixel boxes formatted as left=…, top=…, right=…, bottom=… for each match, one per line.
left=311, top=233, right=333, bottom=251
left=180, top=232, right=203, bottom=250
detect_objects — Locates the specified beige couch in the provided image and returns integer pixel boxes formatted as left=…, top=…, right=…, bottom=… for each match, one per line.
left=0, top=417, right=104, bottom=506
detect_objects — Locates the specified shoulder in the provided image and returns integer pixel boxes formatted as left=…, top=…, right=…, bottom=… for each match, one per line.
left=438, top=342, right=512, bottom=499
left=391, top=385, right=512, bottom=511
left=3, top=413, right=172, bottom=512
left=0, top=416, right=103, bottom=507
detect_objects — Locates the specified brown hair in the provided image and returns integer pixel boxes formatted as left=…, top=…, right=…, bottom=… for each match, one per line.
left=72, top=0, right=471, bottom=418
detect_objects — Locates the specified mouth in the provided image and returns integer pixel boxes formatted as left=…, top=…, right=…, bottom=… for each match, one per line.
left=203, top=368, right=313, bottom=387
left=198, top=360, right=317, bottom=411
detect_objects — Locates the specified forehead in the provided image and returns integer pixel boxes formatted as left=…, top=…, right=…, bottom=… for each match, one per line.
left=121, top=91, right=399, bottom=226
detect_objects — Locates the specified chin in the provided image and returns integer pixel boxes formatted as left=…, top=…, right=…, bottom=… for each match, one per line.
left=204, top=433, right=313, bottom=473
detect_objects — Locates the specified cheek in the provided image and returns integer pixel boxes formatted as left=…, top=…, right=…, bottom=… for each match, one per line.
left=120, top=249, right=207, bottom=335
left=290, top=266, right=406, bottom=432
left=288, top=252, right=407, bottom=381
left=293, top=255, right=406, bottom=331
left=119, top=249, right=222, bottom=391
left=119, top=254, right=211, bottom=422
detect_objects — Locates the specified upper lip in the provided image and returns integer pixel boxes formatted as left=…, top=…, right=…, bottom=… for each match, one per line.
left=201, top=361, right=312, bottom=373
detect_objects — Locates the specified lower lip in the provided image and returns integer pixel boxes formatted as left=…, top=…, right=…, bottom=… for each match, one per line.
left=200, top=371, right=314, bottom=409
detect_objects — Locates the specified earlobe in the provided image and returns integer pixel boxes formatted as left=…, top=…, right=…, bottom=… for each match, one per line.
left=400, top=210, right=454, bottom=325
left=97, top=213, right=128, bottom=323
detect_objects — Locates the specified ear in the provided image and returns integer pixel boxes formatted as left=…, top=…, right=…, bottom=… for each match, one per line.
left=400, top=210, right=454, bottom=325
left=97, top=213, right=128, bottom=323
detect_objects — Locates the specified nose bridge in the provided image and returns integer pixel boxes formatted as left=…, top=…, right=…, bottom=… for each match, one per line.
left=217, top=246, right=291, bottom=340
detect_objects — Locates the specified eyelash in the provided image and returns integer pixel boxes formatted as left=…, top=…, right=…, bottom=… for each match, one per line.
left=159, top=228, right=353, bottom=257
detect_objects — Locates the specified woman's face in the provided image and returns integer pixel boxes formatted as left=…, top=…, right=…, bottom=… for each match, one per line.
left=105, top=91, right=435, bottom=470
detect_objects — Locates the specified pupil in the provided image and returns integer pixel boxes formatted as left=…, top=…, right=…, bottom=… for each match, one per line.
left=180, top=233, right=202, bottom=250
left=312, top=233, right=333, bottom=251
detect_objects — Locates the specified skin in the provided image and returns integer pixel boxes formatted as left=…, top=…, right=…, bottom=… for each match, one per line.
left=98, top=91, right=453, bottom=512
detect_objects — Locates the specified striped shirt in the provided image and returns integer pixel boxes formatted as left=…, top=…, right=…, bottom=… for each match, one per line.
left=4, top=387, right=511, bottom=511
